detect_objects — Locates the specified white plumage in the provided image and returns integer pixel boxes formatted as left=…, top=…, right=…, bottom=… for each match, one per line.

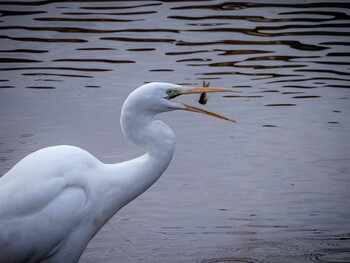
left=0, top=82, right=234, bottom=262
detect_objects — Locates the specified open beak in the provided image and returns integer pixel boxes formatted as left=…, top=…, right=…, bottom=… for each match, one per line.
left=178, top=86, right=236, bottom=123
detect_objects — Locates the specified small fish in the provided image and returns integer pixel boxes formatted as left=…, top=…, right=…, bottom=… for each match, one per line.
left=199, top=92, right=208, bottom=105
left=199, top=81, right=210, bottom=105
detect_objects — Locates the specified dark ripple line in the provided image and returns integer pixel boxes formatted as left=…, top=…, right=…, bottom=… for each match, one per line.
left=0, top=0, right=140, bottom=6
left=170, top=2, right=350, bottom=10
left=256, top=22, right=350, bottom=33
left=265, top=104, right=297, bottom=107
left=192, top=61, right=306, bottom=70
left=78, top=10, right=158, bottom=16
left=101, top=36, right=176, bottom=43
left=168, top=15, right=331, bottom=23
left=292, top=95, right=321, bottom=99
left=0, top=10, right=46, bottom=16
left=0, top=26, right=115, bottom=34
left=76, top=47, right=116, bottom=51
left=321, top=42, right=350, bottom=46
left=0, top=35, right=87, bottom=43
left=80, top=3, right=161, bottom=10
left=188, top=27, right=350, bottom=38
left=268, top=77, right=350, bottom=84
left=0, top=67, right=111, bottom=72
left=0, top=26, right=179, bottom=34
left=327, top=52, right=350, bottom=57
left=166, top=49, right=272, bottom=56
left=34, top=17, right=142, bottom=22
left=196, top=71, right=301, bottom=79
left=22, top=73, right=93, bottom=78
left=295, top=69, right=350, bottom=76
left=0, top=58, right=41, bottom=63
left=280, top=10, right=350, bottom=20
left=62, top=11, right=156, bottom=16
left=52, top=59, right=135, bottom=64
left=244, top=55, right=319, bottom=62
left=325, top=85, right=350, bottom=89
left=311, top=61, right=350, bottom=66
left=283, top=85, right=318, bottom=89
left=175, top=40, right=328, bottom=51
left=0, top=49, right=48, bottom=53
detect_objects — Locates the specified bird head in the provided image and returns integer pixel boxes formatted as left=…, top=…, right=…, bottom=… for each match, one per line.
left=126, top=82, right=236, bottom=123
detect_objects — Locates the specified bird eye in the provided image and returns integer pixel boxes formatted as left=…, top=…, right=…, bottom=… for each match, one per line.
left=166, top=89, right=175, bottom=95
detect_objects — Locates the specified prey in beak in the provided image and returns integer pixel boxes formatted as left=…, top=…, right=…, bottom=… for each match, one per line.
left=167, top=84, right=236, bottom=123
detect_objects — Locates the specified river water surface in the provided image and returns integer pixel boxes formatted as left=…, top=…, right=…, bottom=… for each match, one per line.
left=0, top=1, right=350, bottom=262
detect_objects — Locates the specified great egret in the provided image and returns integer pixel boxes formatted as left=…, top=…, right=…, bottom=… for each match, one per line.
left=0, top=82, right=235, bottom=263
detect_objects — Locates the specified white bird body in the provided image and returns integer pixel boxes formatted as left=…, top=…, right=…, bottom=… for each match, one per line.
left=0, top=83, right=234, bottom=262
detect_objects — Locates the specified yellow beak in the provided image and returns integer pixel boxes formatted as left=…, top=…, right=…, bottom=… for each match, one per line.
left=179, top=87, right=236, bottom=123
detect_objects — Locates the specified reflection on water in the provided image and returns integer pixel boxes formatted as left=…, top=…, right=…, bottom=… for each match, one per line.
left=0, top=0, right=349, bottom=262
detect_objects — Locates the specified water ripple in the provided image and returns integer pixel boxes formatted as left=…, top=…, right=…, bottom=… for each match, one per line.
left=1, top=1, right=350, bottom=262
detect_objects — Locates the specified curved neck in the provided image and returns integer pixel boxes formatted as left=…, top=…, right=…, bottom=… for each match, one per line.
left=92, top=93, right=176, bottom=230
left=121, top=101, right=176, bottom=158
left=109, top=102, right=175, bottom=209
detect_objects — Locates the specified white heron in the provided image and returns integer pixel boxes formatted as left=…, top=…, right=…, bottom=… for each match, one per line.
left=0, top=82, right=235, bottom=263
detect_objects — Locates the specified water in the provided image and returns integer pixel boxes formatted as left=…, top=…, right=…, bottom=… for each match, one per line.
left=0, top=1, right=350, bottom=262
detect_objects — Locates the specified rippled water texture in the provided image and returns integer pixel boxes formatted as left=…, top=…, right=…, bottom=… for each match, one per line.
left=1, top=1, right=350, bottom=262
